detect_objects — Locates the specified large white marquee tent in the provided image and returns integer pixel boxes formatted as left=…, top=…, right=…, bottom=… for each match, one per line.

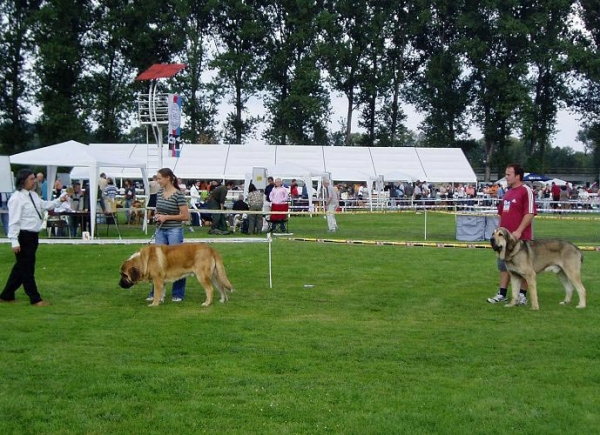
left=70, top=144, right=477, bottom=185
left=10, top=140, right=148, bottom=239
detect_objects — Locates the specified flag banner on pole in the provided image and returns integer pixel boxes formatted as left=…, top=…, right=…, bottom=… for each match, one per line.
left=168, top=94, right=182, bottom=157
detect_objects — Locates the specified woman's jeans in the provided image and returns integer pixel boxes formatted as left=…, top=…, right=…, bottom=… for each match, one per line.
left=148, top=226, right=186, bottom=299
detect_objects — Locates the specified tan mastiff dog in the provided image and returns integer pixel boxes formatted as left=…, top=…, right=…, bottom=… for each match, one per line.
left=490, top=227, right=586, bottom=310
left=119, top=244, right=234, bottom=307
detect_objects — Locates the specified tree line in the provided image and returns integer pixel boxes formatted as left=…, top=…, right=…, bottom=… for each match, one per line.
left=1, top=0, right=599, bottom=182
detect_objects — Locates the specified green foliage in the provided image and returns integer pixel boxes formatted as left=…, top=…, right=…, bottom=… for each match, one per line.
left=0, top=0, right=41, bottom=154
left=262, top=1, right=330, bottom=145
left=84, top=1, right=138, bottom=143
left=461, top=0, right=533, bottom=179
left=2, top=0, right=600, bottom=170
left=1, top=215, right=600, bottom=433
left=212, top=0, right=269, bottom=144
left=34, top=0, right=93, bottom=145
left=409, top=0, right=470, bottom=147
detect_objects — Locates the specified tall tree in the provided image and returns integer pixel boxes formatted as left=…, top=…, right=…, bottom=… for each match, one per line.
left=462, top=0, right=532, bottom=181
left=520, top=0, right=573, bottom=172
left=0, top=0, right=42, bottom=154
left=85, top=0, right=137, bottom=142
left=34, top=0, right=92, bottom=145
left=177, top=0, right=219, bottom=144
left=261, top=0, right=330, bottom=145
left=212, top=0, right=268, bottom=144
left=410, top=0, right=471, bottom=148
left=354, top=3, right=387, bottom=146
left=570, top=0, right=600, bottom=180
left=375, top=0, right=416, bottom=147
left=319, top=0, right=370, bottom=146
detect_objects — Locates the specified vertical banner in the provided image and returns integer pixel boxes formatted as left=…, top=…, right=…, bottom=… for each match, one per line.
left=168, top=93, right=183, bottom=157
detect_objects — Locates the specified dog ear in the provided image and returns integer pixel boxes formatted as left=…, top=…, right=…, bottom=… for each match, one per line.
left=492, top=228, right=507, bottom=259
left=504, top=229, right=516, bottom=253
left=130, top=267, right=140, bottom=282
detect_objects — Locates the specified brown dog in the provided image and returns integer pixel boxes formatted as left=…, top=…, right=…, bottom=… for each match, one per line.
left=490, top=227, right=586, bottom=310
left=119, top=244, right=234, bottom=307
left=129, top=200, right=144, bottom=225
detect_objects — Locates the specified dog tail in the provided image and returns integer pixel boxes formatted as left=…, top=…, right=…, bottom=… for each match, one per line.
left=211, top=250, right=235, bottom=293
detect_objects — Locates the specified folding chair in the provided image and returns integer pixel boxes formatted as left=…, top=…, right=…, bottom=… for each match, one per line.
left=267, top=202, right=289, bottom=233
left=46, top=212, right=69, bottom=238
left=102, top=198, right=121, bottom=238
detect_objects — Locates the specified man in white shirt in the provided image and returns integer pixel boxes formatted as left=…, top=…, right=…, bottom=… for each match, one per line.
left=189, top=180, right=202, bottom=206
left=323, top=178, right=339, bottom=233
left=0, top=169, right=68, bottom=306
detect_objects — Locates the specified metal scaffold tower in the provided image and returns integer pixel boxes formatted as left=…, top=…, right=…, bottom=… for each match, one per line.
left=135, top=63, right=186, bottom=173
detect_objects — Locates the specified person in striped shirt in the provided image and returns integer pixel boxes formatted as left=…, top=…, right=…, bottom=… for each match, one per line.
left=146, top=168, right=190, bottom=303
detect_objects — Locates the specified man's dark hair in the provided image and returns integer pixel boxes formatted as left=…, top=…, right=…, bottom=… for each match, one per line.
left=506, top=163, right=525, bottom=180
left=16, top=168, right=34, bottom=189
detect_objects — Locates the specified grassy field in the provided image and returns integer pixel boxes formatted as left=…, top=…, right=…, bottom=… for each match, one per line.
left=86, top=209, right=600, bottom=246
left=1, top=212, right=599, bottom=434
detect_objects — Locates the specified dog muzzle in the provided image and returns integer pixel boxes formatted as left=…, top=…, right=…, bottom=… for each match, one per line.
left=490, top=238, right=501, bottom=252
left=119, top=277, right=134, bottom=289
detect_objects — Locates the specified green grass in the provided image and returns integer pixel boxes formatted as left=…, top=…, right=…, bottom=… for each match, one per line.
left=2, top=213, right=600, bottom=434
left=83, top=209, right=600, bottom=246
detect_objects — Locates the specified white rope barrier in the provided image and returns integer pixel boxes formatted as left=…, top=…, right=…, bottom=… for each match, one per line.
left=0, top=235, right=275, bottom=289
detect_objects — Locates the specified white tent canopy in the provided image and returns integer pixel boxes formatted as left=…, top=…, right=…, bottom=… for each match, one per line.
left=370, top=147, right=427, bottom=181
left=70, top=143, right=476, bottom=184
left=10, top=140, right=148, bottom=239
left=381, top=171, right=418, bottom=183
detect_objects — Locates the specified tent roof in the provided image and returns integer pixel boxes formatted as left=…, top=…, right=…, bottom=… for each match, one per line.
left=381, top=171, right=418, bottom=182
left=370, top=147, right=426, bottom=181
left=10, top=140, right=149, bottom=240
left=275, top=145, right=326, bottom=173
left=415, top=148, right=476, bottom=183
left=10, top=140, right=146, bottom=169
left=70, top=143, right=476, bottom=184
left=265, top=162, right=325, bottom=178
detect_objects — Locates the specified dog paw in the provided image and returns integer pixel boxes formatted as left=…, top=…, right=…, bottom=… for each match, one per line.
left=559, top=301, right=569, bottom=305
left=201, top=302, right=210, bottom=307
left=576, top=304, right=586, bottom=309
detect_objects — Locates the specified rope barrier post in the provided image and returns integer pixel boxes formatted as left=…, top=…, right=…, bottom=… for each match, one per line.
left=267, top=232, right=273, bottom=289
left=424, top=208, right=427, bottom=240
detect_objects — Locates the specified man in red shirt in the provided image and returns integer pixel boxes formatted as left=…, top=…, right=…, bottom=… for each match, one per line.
left=550, top=182, right=561, bottom=209
left=487, top=163, right=537, bottom=305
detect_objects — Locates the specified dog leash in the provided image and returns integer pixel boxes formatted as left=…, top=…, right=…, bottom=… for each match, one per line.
left=147, top=219, right=162, bottom=244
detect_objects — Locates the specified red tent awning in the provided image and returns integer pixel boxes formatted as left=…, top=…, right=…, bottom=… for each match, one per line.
left=135, top=63, right=186, bottom=81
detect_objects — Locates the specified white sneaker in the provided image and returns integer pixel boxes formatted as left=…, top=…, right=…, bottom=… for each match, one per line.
left=172, top=297, right=183, bottom=303
left=487, top=292, right=508, bottom=304
left=145, top=295, right=165, bottom=303
left=517, top=293, right=527, bottom=306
